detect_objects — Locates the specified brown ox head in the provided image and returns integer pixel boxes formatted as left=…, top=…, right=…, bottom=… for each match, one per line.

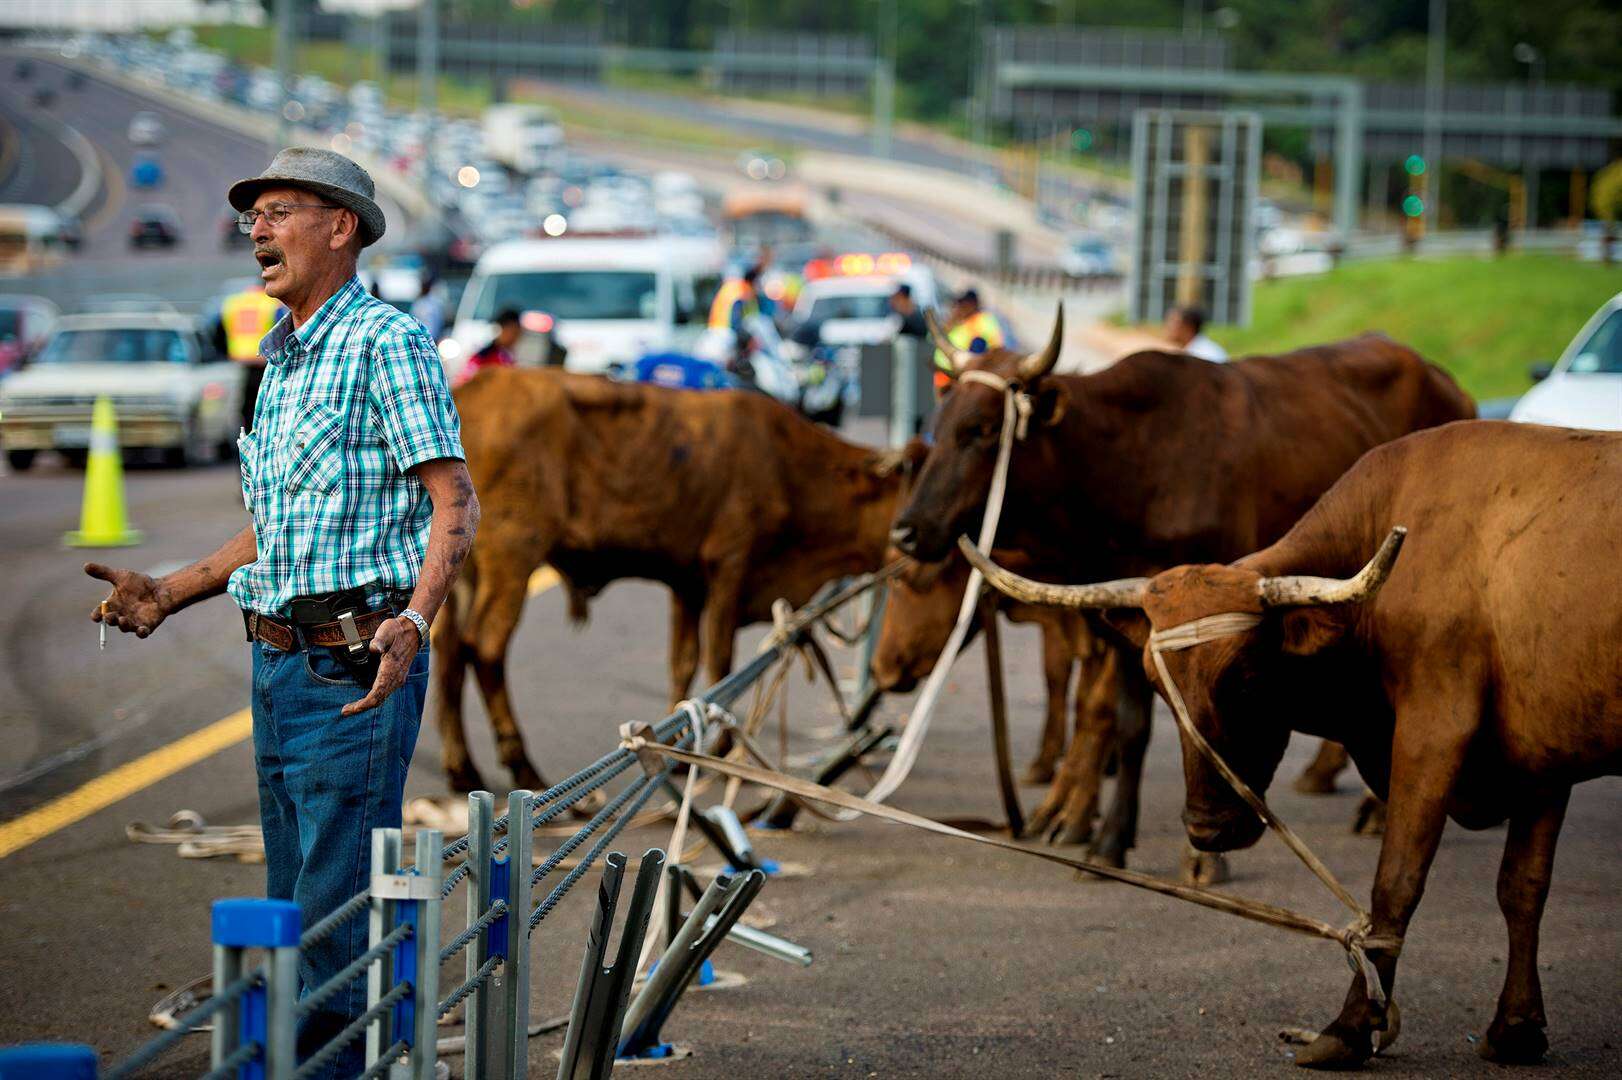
left=870, top=554, right=973, bottom=693
left=888, top=304, right=1067, bottom=563
left=960, top=528, right=1406, bottom=853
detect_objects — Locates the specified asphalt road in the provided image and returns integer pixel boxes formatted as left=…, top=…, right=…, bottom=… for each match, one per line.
left=0, top=81, right=87, bottom=211
left=0, top=456, right=1617, bottom=1078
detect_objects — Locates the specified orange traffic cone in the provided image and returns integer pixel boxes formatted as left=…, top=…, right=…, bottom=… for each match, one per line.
left=64, top=396, right=142, bottom=547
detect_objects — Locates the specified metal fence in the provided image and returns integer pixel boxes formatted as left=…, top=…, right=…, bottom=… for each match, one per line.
left=0, top=578, right=879, bottom=1079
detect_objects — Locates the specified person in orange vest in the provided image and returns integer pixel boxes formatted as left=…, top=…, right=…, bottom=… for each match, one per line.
left=708, top=267, right=762, bottom=375
left=932, top=287, right=1004, bottom=395
left=219, top=282, right=285, bottom=433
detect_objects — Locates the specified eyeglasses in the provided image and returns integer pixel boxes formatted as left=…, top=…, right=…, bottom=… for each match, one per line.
left=236, top=202, right=340, bottom=234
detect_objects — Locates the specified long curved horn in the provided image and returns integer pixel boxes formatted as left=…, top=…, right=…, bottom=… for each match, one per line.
left=1258, top=527, right=1407, bottom=608
left=925, top=309, right=971, bottom=375
left=958, top=536, right=1147, bottom=609
left=1016, top=301, right=1065, bottom=381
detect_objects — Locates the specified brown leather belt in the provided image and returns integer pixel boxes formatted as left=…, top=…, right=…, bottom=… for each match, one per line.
left=244, top=608, right=395, bottom=652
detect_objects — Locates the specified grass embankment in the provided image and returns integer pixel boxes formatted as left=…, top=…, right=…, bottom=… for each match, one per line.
left=1218, top=254, right=1622, bottom=401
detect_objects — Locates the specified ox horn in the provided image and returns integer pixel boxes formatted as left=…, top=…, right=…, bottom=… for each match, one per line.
left=1016, top=301, right=1065, bottom=381
left=925, top=308, right=971, bottom=376
left=1257, top=527, right=1408, bottom=608
left=958, top=536, right=1147, bottom=609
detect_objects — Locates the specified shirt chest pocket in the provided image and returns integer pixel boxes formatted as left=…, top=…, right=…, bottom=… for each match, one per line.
left=237, top=430, right=258, bottom=512
left=282, top=405, right=345, bottom=495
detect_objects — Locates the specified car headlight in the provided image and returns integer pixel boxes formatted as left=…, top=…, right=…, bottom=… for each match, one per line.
left=438, top=338, right=463, bottom=363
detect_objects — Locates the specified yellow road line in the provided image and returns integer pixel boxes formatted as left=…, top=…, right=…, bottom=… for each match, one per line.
left=0, top=571, right=562, bottom=860
left=0, top=710, right=251, bottom=860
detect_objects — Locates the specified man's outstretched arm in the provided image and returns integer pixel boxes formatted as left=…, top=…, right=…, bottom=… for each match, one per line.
left=87, top=524, right=259, bottom=638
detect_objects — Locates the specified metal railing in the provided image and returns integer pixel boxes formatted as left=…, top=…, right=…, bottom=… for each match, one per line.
left=2, top=575, right=883, bottom=1080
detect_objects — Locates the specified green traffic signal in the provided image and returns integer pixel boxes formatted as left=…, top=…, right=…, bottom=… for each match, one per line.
left=1402, top=194, right=1425, bottom=217
left=1404, top=154, right=1427, bottom=176
left=1071, top=128, right=1093, bottom=152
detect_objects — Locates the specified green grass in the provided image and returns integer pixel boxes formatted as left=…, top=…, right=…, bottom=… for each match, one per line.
left=1217, top=254, right=1622, bottom=400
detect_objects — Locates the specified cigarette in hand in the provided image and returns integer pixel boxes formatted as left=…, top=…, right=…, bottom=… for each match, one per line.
left=99, top=604, right=107, bottom=651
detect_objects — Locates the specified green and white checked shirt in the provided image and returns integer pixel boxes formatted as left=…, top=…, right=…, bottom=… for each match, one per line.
left=228, top=276, right=464, bottom=617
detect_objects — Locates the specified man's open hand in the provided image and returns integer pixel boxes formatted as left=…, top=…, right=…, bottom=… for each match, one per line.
left=343, top=616, right=420, bottom=716
left=86, top=563, right=169, bottom=638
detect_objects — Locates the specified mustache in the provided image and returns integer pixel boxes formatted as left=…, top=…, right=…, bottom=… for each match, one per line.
left=254, top=245, right=284, bottom=261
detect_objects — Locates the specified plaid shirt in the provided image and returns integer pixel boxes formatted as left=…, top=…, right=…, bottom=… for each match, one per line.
left=228, top=276, right=464, bottom=616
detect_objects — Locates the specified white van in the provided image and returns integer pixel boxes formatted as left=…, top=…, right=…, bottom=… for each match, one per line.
left=443, top=236, right=723, bottom=377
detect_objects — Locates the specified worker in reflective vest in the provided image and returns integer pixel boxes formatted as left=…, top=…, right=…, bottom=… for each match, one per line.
left=219, top=283, right=285, bottom=433
left=707, top=270, right=759, bottom=333
left=933, top=288, right=1004, bottom=394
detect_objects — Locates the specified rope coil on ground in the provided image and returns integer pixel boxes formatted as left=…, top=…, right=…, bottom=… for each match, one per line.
left=105, top=970, right=261, bottom=1080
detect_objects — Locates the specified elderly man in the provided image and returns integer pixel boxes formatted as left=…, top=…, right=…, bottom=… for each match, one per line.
left=86, top=148, right=478, bottom=1077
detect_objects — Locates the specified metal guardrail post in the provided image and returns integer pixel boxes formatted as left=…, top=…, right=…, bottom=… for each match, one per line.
left=211, top=897, right=301, bottom=1080
left=407, top=828, right=445, bottom=1080
left=555, top=850, right=666, bottom=1080
left=617, top=869, right=766, bottom=1061
left=700, top=805, right=777, bottom=875
left=464, top=791, right=496, bottom=1078
left=666, top=863, right=812, bottom=968
left=365, top=829, right=403, bottom=1064
left=502, top=790, right=535, bottom=1080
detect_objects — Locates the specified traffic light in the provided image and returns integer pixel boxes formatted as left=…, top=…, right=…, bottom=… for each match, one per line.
left=1071, top=128, right=1094, bottom=152
left=1404, top=154, right=1427, bottom=177
left=1402, top=194, right=1425, bottom=217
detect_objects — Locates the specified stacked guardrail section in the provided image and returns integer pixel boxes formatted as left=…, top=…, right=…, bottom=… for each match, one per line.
left=1, top=581, right=866, bottom=1080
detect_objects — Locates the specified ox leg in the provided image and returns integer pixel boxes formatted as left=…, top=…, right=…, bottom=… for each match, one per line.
left=1022, top=624, right=1075, bottom=784
left=697, top=570, right=742, bottom=689
left=667, top=589, right=702, bottom=709
left=1481, top=788, right=1570, bottom=1065
left=1294, top=739, right=1350, bottom=794
left=1088, top=661, right=1150, bottom=866
left=469, top=578, right=549, bottom=794
left=432, top=581, right=488, bottom=794
left=1297, top=719, right=1472, bottom=1071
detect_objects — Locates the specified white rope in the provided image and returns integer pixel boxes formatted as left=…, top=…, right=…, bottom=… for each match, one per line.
left=857, top=375, right=1031, bottom=811
left=633, top=699, right=708, bottom=980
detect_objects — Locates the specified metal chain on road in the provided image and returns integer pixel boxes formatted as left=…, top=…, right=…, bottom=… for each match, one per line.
left=105, top=969, right=261, bottom=1080
left=528, top=771, right=666, bottom=933
left=289, top=982, right=411, bottom=1080
left=300, top=890, right=371, bottom=950
left=439, top=899, right=508, bottom=965
left=296, top=923, right=413, bottom=1019
left=197, top=1040, right=260, bottom=1080
left=437, top=954, right=502, bottom=1019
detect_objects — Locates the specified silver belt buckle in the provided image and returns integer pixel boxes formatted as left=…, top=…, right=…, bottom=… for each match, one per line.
left=336, top=610, right=367, bottom=661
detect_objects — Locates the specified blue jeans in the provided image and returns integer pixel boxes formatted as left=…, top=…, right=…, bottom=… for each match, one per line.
left=251, top=639, right=428, bottom=1079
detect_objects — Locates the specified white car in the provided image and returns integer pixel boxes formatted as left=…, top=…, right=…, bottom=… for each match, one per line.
left=1509, top=292, right=1622, bottom=431
left=0, top=312, right=242, bottom=470
left=128, top=111, right=165, bottom=146
left=789, top=257, right=939, bottom=349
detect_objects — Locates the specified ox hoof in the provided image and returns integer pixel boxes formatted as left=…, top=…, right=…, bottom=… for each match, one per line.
left=1084, top=840, right=1126, bottom=868
left=1479, top=1017, right=1548, bottom=1064
left=1178, top=845, right=1229, bottom=887
left=1352, top=795, right=1387, bottom=836
left=1021, top=761, right=1057, bottom=785
left=1375, top=1001, right=1401, bottom=1054
left=1293, top=770, right=1339, bottom=795
left=1050, top=814, right=1094, bottom=847
left=445, top=765, right=491, bottom=795
left=1293, top=1025, right=1372, bottom=1071
left=1021, top=807, right=1058, bottom=841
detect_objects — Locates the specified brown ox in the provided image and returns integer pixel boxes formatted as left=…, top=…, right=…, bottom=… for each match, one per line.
left=966, top=421, right=1622, bottom=1069
left=872, top=550, right=1120, bottom=790
left=889, top=310, right=1474, bottom=873
left=436, top=367, right=904, bottom=793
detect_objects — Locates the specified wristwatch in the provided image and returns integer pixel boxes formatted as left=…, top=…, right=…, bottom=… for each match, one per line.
left=399, top=607, right=430, bottom=645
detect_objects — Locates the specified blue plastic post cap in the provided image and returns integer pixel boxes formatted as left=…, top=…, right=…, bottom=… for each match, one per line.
left=212, top=898, right=302, bottom=948
left=0, top=1043, right=97, bottom=1079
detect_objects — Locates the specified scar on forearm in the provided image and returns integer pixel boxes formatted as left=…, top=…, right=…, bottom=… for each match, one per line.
left=448, top=527, right=469, bottom=537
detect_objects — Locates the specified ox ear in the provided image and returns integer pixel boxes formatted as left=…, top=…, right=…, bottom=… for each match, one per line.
left=1030, top=380, right=1069, bottom=427
left=1101, top=608, right=1151, bottom=651
left=1276, top=606, right=1357, bottom=657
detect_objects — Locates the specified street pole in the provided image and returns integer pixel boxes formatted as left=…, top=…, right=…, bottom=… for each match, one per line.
left=418, top=0, right=438, bottom=188
left=1422, top=0, right=1445, bottom=231
left=273, top=0, right=293, bottom=149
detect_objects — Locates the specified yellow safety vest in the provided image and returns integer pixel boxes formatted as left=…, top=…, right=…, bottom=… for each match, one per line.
left=933, top=310, right=1005, bottom=386
left=707, top=279, right=757, bottom=331
left=220, top=288, right=282, bottom=362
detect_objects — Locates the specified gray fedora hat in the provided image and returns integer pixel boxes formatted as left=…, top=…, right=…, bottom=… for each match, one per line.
left=228, top=146, right=386, bottom=247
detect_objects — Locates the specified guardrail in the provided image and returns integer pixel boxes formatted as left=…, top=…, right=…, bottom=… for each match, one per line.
left=0, top=577, right=879, bottom=1079
left=854, top=213, right=1124, bottom=296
